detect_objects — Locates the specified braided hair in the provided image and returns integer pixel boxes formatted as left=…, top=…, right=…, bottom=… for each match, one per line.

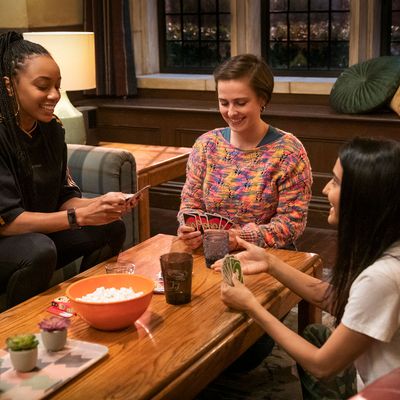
left=0, top=31, right=51, bottom=206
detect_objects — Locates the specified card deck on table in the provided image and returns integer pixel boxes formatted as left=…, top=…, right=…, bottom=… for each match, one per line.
left=222, top=255, right=244, bottom=287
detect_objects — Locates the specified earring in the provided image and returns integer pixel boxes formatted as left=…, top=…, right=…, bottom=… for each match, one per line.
left=260, top=105, right=266, bottom=113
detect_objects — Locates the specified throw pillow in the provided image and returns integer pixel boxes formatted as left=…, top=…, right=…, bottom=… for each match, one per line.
left=330, top=56, right=400, bottom=114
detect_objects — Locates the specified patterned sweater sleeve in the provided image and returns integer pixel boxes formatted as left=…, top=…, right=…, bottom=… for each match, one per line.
left=240, top=146, right=312, bottom=248
left=177, top=137, right=207, bottom=224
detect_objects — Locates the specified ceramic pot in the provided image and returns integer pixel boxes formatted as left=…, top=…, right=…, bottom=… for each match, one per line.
left=9, top=347, right=38, bottom=372
left=41, top=329, right=67, bottom=351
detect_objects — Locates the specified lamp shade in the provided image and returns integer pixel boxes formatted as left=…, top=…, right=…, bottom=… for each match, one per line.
left=23, top=32, right=96, bottom=91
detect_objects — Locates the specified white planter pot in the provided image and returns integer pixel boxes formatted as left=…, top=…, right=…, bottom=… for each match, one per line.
left=41, top=329, right=67, bottom=351
left=9, top=347, right=38, bottom=372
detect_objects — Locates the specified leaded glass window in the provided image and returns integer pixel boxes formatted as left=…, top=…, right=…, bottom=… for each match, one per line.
left=158, top=0, right=231, bottom=73
left=263, top=0, right=350, bottom=76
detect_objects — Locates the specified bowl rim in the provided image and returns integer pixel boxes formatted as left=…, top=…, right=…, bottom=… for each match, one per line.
left=66, top=273, right=155, bottom=305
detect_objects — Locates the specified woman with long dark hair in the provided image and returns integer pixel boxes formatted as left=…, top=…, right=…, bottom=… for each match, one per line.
left=0, top=32, right=138, bottom=309
left=217, top=137, right=400, bottom=398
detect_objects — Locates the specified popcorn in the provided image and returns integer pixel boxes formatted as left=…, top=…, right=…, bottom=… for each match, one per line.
left=77, top=286, right=144, bottom=303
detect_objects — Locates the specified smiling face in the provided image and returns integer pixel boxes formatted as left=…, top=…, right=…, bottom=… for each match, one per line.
left=217, top=78, right=265, bottom=137
left=11, top=54, right=61, bottom=130
left=323, top=158, right=343, bottom=226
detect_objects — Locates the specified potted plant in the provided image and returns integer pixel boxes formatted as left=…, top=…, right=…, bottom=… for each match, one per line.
left=6, top=334, right=39, bottom=372
left=38, top=316, right=70, bottom=352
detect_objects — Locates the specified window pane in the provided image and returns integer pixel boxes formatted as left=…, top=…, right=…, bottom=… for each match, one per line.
left=201, top=0, right=216, bottom=13
left=310, top=13, right=329, bottom=40
left=201, top=15, right=217, bottom=40
left=219, top=41, right=231, bottom=61
left=290, top=0, right=308, bottom=11
left=166, top=42, right=182, bottom=67
left=289, top=13, right=308, bottom=40
left=183, top=42, right=200, bottom=66
left=289, top=42, right=308, bottom=69
left=391, top=43, right=400, bottom=56
left=331, top=12, right=350, bottom=40
left=201, top=42, right=218, bottom=66
left=219, top=0, right=230, bottom=13
left=331, top=0, right=350, bottom=10
left=270, top=42, right=288, bottom=68
left=219, top=14, right=231, bottom=40
left=310, top=0, right=329, bottom=11
left=183, top=0, right=198, bottom=13
left=270, top=14, right=288, bottom=41
left=330, top=42, right=349, bottom=69
left=309, top=42, right=328, bottom=68
left=183, top=15, right=199, bottom=40
left=165, top=0, right=180, bottom=13
left=166, top=15, right=181, bottom=40
left=270, top=0, right=288, bottom=11
left=392, top=12, right=400, bottom=40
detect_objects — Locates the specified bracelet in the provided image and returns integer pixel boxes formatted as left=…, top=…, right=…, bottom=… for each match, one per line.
left=67, top=208, right=80, bottom=230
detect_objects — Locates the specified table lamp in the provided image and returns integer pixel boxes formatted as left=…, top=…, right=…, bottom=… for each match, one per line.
left=23, top=32, right=96, bottom=144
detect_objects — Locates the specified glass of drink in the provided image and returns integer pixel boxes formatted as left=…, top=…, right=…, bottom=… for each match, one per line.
left=203, top=229, right=229, bottom=268
left=105, top=261, right=136, bottom=274
left=159, top=252, right=193, bottom=305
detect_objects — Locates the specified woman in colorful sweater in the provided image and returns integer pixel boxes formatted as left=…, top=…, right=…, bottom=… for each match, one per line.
left=178, top=54, right=312, bottom=251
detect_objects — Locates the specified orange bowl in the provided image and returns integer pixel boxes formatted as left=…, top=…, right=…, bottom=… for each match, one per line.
left=66, top=274, right=154, bottom=331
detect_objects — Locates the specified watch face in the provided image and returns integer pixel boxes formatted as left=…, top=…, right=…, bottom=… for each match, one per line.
left=67, top=208, right=79, bottom=229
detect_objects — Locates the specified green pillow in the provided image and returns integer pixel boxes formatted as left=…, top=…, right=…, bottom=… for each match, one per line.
left=330, top=56, right=400, bottom=114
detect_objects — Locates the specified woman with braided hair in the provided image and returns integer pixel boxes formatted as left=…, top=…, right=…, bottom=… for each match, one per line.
left=0, top=32, right=137, bottom=308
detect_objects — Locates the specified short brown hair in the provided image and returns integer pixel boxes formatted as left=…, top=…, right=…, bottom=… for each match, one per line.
left=213, top=54, right=274, bottom=104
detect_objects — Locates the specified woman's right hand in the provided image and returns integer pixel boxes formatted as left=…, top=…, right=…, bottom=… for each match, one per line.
left=213, top=237, right=274, bottom=275
left=177, top=225, right=202, bottom=249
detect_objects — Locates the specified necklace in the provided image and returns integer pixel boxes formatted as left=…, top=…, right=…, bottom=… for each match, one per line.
left=20, top=121, right=38, bottom=138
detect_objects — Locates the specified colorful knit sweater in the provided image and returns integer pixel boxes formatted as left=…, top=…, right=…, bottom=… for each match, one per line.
left=179, top=126, right=312, bottom=248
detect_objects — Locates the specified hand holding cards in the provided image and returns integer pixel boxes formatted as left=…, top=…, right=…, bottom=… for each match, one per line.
left=222, top=255, right=244, bottom=287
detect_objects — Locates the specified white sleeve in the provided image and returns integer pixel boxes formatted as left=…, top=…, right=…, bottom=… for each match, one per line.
left=341, top=267, right=400, bottom=342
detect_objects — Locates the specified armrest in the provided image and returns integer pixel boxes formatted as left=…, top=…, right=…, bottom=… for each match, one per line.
left=67, top=144, right=138, bottom=248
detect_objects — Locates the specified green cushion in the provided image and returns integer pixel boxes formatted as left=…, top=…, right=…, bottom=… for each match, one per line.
left=330, top=56, right=400, bottom=114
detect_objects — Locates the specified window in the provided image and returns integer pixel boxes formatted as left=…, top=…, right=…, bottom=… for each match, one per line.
left=158, top=0, right=231, bottom=73
left=381, top=0, right=400, bottom=56
left=262, top=0, right=350, bottom=76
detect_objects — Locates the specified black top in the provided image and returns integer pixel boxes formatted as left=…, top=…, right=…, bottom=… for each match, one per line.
left=0, top=117, right=81, bottom=226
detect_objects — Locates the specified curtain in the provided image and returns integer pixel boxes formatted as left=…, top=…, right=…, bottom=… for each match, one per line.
left=84, top=0, right=137, bottom=97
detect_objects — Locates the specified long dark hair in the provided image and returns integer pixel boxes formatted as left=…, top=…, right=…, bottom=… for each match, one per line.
left=0, top=31, right=50, bottom=205
left=330, top=137, right=400, bottom=322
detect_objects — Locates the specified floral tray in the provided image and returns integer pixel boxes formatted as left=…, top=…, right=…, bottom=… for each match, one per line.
left=0, top=336, right=108, bottom=400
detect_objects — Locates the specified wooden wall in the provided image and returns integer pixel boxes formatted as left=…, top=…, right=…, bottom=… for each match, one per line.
left=76, top=90, right=400, bottom=229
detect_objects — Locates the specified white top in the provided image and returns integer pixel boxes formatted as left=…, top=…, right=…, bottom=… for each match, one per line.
left=342, top=241, right=400, bottom=389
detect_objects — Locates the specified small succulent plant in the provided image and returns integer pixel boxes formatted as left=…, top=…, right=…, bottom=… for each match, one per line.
left=6, top=334, right=39, bottom=351
left=38, top=316, right=71, bottom=332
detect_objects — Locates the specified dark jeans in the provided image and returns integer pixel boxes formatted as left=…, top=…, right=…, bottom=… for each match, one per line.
left=0, top=220, right=125, bottom=308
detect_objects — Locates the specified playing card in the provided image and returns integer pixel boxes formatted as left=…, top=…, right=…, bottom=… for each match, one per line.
left=222, top=255, right=244, bottom=286
left=183, top=213, right=200, bottom=231
left=221, top=217, right=234, bottom=230
left=206, top=213, right=221, bottom=229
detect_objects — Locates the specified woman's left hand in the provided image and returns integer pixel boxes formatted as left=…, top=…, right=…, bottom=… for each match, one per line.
left=221, top=276, right=258, bottom=312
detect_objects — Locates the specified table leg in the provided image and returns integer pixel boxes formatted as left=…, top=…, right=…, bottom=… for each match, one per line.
left=298, top=257, right=323, bottom=333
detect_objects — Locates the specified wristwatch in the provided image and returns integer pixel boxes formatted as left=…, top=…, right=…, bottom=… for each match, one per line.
left=67, top=208, right=80, bottom=230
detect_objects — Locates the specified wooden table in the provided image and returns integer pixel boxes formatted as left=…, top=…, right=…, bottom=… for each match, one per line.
left=0, top=234, right=322, bottom=399
left=99, top=142, right=191, bottom=242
